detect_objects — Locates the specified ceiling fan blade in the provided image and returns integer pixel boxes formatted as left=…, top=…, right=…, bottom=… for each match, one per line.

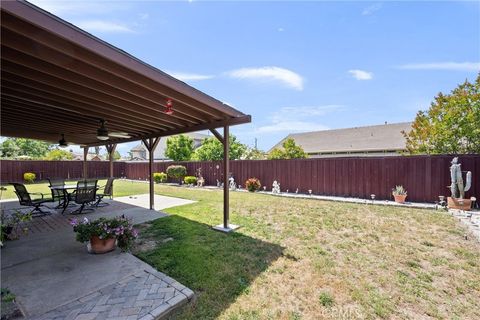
left=108, top=132, right=132, bottom=138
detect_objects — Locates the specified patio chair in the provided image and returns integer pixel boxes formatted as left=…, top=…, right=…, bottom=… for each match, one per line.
left=94, top=177, right=115, bottom=207
left=47, top=178, right=65, bottom=208
left=10, top=183, right=52, bottom=216
left=70, top=179, right=98, bottom=215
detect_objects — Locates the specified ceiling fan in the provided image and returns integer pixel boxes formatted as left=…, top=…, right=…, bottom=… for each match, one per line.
left=58, top=134, right=70, bottom=148
left=96, top=119, right=132, bottom=140
left=58, top=134, right=86, bottom=147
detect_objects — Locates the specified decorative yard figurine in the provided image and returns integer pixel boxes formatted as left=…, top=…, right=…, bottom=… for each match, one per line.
left=196, top=168, right=205, bottom=187
left=229, top=176, right=237, bottom=191
left=447, top=157, right=473, bottom=210
left=272, top=181, right=281, bottom=194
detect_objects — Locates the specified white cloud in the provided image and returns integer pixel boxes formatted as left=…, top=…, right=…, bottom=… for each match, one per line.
left=278, top=27, right=284, bottom=32
left=227, top=66, right=304, bottom=91
left=256, top=105, right=343, bottom=133
left=397, top=62, right=480, bottom=72
left=348, top=69, right=373, bottom=80
left=167, top=72, right=214, bottom=81
left=74, top=20, right=134, bottom=33
left=362, top=3, right=382, bottom=16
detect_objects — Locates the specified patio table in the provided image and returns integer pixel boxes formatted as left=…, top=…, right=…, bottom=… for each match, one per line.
left=49, top=184, right=87, bottom=214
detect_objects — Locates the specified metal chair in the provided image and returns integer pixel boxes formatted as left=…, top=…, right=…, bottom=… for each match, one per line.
left=10, top=183, right=52, bottom=216
left=94, top=178, right=115, bottom=207
left=47, top=178, right=65, bottom=208
left=70, top=179, right=98, bottom=215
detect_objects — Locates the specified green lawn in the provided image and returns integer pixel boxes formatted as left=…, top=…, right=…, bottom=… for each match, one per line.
left=3, top=182, right=479, bottom=319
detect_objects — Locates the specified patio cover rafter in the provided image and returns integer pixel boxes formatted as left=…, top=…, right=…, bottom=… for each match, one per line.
left=1, top=0, right=250, bottom=147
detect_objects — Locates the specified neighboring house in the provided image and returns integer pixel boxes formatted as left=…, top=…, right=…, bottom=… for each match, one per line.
left=270, top=122, right=412, bottom=158
left=129, top=132, right=209, bottom=160
left=72, top=153, right=104, bottom=161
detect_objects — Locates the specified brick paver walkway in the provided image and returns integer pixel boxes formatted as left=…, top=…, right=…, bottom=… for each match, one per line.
left=33, top=270, right=194, bottom=320
left=450, top=209, right=480, bottom=242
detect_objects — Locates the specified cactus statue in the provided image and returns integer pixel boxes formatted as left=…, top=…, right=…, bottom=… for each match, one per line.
left=449, top=157, right=472, bottom=199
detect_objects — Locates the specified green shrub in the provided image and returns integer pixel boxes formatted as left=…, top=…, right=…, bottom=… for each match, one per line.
left=166, top=165, right=187, bottom=184
left=23, top=172, right=36, bottom=184
left=245, top=177, right=261, bottom=192
left=184, top=176, right=197, bottom=185
left=153, top=172, right=167, bottom=183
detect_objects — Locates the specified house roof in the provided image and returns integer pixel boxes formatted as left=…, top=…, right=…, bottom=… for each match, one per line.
left=270, top=122, right=412, bottom=154
left=0, top=1, right=250, bottom=147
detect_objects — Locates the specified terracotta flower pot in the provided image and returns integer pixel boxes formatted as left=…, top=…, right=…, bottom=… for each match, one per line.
left=89, top=236, right=116, bottom=254
left=447, top=197, right=472, bottom=210
left=393, top=194, right=407, bottom=203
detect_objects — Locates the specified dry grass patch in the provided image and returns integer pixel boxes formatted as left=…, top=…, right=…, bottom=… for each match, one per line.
left=134, top=186, right=480, bottom=320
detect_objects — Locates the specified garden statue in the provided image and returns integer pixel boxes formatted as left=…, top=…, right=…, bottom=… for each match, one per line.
left=229, top=176, right=237, bottom=191
left=272, top=181, right=281, bottom=194
left=196, top=168, right=205, bottom=187
left=448, top=157, right=473, bottom=210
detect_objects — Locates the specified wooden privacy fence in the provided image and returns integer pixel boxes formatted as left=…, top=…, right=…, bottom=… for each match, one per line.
left=1, top=155, right=479, bottom=203
left=0, top=160, right=126, bottom=182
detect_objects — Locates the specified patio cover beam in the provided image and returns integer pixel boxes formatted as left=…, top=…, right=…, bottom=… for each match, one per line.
left=84, top=115, right=251, bottom=148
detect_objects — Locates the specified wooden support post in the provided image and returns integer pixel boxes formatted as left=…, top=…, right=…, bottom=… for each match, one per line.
left=211, top=126, right=238, bottom=233
left=142, top=138, right=160, bottom=210
left=106, top=143, right=117, bottom=178
left=223, top=125, right=229, bottom=228
left=83, top=147, right=89, bottom=179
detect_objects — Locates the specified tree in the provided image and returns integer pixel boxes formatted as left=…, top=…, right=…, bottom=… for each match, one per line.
left=44, top=149, right=74, bottom=160
left=404, top=74, right=480, bottom=154
left=165, top=134, right=194, bottom=161
left=0, top=139, right=20, bottom=158
left=192, top=134, right=247, bottom=161
left=0, top=138, right=52, bottom=159
left=242, top=147, right=266, bottom=160
left=267, top=138, right=307, bottom=159
left=106, top=151, right=121, bottom=160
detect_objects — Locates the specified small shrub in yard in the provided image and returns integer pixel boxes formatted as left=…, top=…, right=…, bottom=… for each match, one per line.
left=166, top=165, right=187, bottom=184
left=153, top=172, right=167, bottom=183
left=184, top=176, right=197, bottom=185
left=245, top=177, right=261, bottom=192
left=319, top=292, right=335, bottom=307
left=23, top=172, right=36, bottom=184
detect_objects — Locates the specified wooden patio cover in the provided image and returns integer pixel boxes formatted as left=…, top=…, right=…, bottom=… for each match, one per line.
left=0, top=0, right=250, bottom=231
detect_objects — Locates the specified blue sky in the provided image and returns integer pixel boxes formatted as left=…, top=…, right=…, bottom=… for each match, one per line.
left=30, top=0, right=480, bottom=155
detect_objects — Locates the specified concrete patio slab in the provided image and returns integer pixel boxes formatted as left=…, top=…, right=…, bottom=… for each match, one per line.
left=114, top=194, right=195, bottom=211
left=1, top=194, right=195, bottom=319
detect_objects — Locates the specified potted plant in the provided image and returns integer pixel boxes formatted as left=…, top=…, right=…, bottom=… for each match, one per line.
left=392, top=185, right=407, bottom=203
left=245, top=178, right=261, bottom=192
left=1, top=210, right=32, bottom=246
left=71, top=216, right=138, bottom=254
